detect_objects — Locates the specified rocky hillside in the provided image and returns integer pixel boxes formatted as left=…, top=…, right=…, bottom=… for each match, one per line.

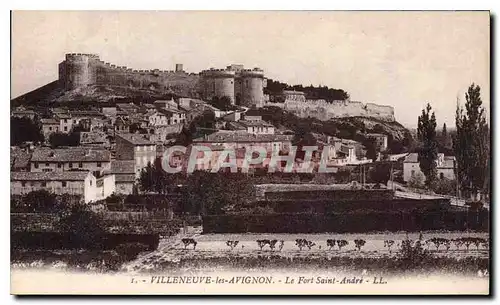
left=259, top=106, right=414, bottom=153
left=11, top=83, right=176, bottom=107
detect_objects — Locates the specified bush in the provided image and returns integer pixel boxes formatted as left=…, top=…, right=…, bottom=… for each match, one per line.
left=396, top=234, right=433, bottom=269
left=432, top=178, right=457, bottom=196
left=115, top=242, right=149, bottom=260
left=23, top=190, right=59, bottom=213
left=408, top=172, right=425, bottom=189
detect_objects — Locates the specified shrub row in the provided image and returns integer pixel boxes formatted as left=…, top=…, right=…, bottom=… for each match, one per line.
left=203, top=211, right=489, bottom=233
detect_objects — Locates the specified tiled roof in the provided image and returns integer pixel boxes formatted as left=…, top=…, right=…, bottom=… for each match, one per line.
left=116, top=133, right=154, bottom=145
left=404, top=153, right=456, bottom=168
left=193, top=131, right=293, bottom=143
left=80, top=131, right=108, bottom=144
left=12, top=110, right=36, bottom=115
left=109, top=160, right=136, bottom=174
left=11, top=148, right=31, bottom=169
left=404, top=153, right=418, bottom=163
left=31, top=147, right=111, bottom=162
left=69, top=110, right=104, bottom=117
left=41, top=118, right=58, bottom=125
left=55, top=113, right=72, bottom=119
left=237, top=120, right=274, bottom=128
left=158, top=108, right=185, bottom=115
left=11, top=171, right=91, bottom=181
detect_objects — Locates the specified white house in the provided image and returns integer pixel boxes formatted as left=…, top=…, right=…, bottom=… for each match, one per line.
left=11, top=171, right=115, bottom=203
left=403, top=153, right=456, bottom=182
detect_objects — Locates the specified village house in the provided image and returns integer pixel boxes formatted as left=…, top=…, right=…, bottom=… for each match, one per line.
left=101, top=106, right=117, bottom=117
left=222, top=110, right=244, bottom=122
left=403, top=153, right=456, bottom=182
left=115, top=133, right=157, bottom=176
left=145, top=110, right=170, bottom=127
left=192, top=131, right=293, bottom=155
left=106, top=160, right=137, bottom=195
left=11, top=108, right=37, bottom=120
left=114, top=116, right=131, bottom=133
left=30, top=147, right=111, bottom=177
left=365, top=133, right=389, bottom=151
left=326, top=136, right=370, bottom=165
left=41, top=118, right=60, bottom=139
left=11, top=171, right=115, bottom=203
left=153, top=99, right=177, bottom=110
left=228, top=119, right=275, bottom=135
left=116, top=103, right=141, bottom=114
left=55, top=113, right=73, bottom=133
left=159, top=108, right=186, bottom=125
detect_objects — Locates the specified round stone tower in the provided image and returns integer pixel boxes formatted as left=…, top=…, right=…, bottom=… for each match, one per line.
left=200, top=69, right=236, bottom=104
left=239, top=68, right=265, bottom=108
left=63, top=53, right=98, bottom=90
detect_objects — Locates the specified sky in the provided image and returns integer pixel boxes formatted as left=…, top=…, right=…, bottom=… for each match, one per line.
left=11, top=11, right=490, bottom=127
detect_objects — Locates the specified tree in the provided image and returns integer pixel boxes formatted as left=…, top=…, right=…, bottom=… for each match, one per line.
left=181, top=171, right=254, bottom=215
left=23, top=190, right=58, bottom=212
left=48, top=132, right=80, bottom=148
left=417, top=103, right=438, bottom=187
left=453, top=84, right=489, bottom=200
left=364, top=138, right=378, bottom=161
left=56, top=203, right=106, bottom=247
left=10, top=116, right=44, bottom=145
left=442, top=123, right=447, bottom=140
left=138, top=158, right=169, bottom=194
left=369, top=163, right=391, bottom=185
left=191, top=110, right=216, bottom=130
left=292, top=122, right=317, bottom=161
left=210, top=96, right=234, bottom=111
left=175, top=126, right=193, bottom=146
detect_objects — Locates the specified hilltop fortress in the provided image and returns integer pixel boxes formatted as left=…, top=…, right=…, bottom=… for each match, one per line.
left=58, top=53, right=266, bottom=108
left=56, top=53, right=394, bottom=121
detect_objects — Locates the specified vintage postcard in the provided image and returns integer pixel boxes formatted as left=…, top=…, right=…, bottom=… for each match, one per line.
left=10, top=11, right=490, bottom=295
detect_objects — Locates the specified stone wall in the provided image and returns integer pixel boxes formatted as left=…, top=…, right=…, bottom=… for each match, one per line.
left=279, top=99, right=395, bottom=121
left=59, top=54, right=201, bottom=97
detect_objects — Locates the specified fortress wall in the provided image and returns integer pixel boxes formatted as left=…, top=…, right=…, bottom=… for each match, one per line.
left=93, top=61, right=201, bottom=96
left=61, top=54, right=201, bottom=97
left=283, top=99, right=395, bottom=122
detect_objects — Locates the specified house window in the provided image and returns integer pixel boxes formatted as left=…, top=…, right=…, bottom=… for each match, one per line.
left=69, top=163, right=73, bottom=168
left=49, top=127, right=52, bottom=131
left=79, top=162, right=83, bottom=168
left=90, top=180, right=92, bottom=186
left=97, top=162, right=102, bottom=167
left=64, top=119, right=68, bottom=123
left=41, top=182, right=47, bottom=187
left=57, top=163, right=62, bottom=168
left=73, top=120, right=77, bottom=124
left=45, top=162, right=50, bottom=167
left=34, top=162, right=38, bottom=169
left=64, top=126, right=68, bottom=131
left=42, top=168, right=52, bottom=172
left=411, top=170, right=415, bottom=177
left=62, top=181, right=67, bottom=187
left=440, top=172, right=444, bottom=179
left=21, top=182, right=26, bottom=187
